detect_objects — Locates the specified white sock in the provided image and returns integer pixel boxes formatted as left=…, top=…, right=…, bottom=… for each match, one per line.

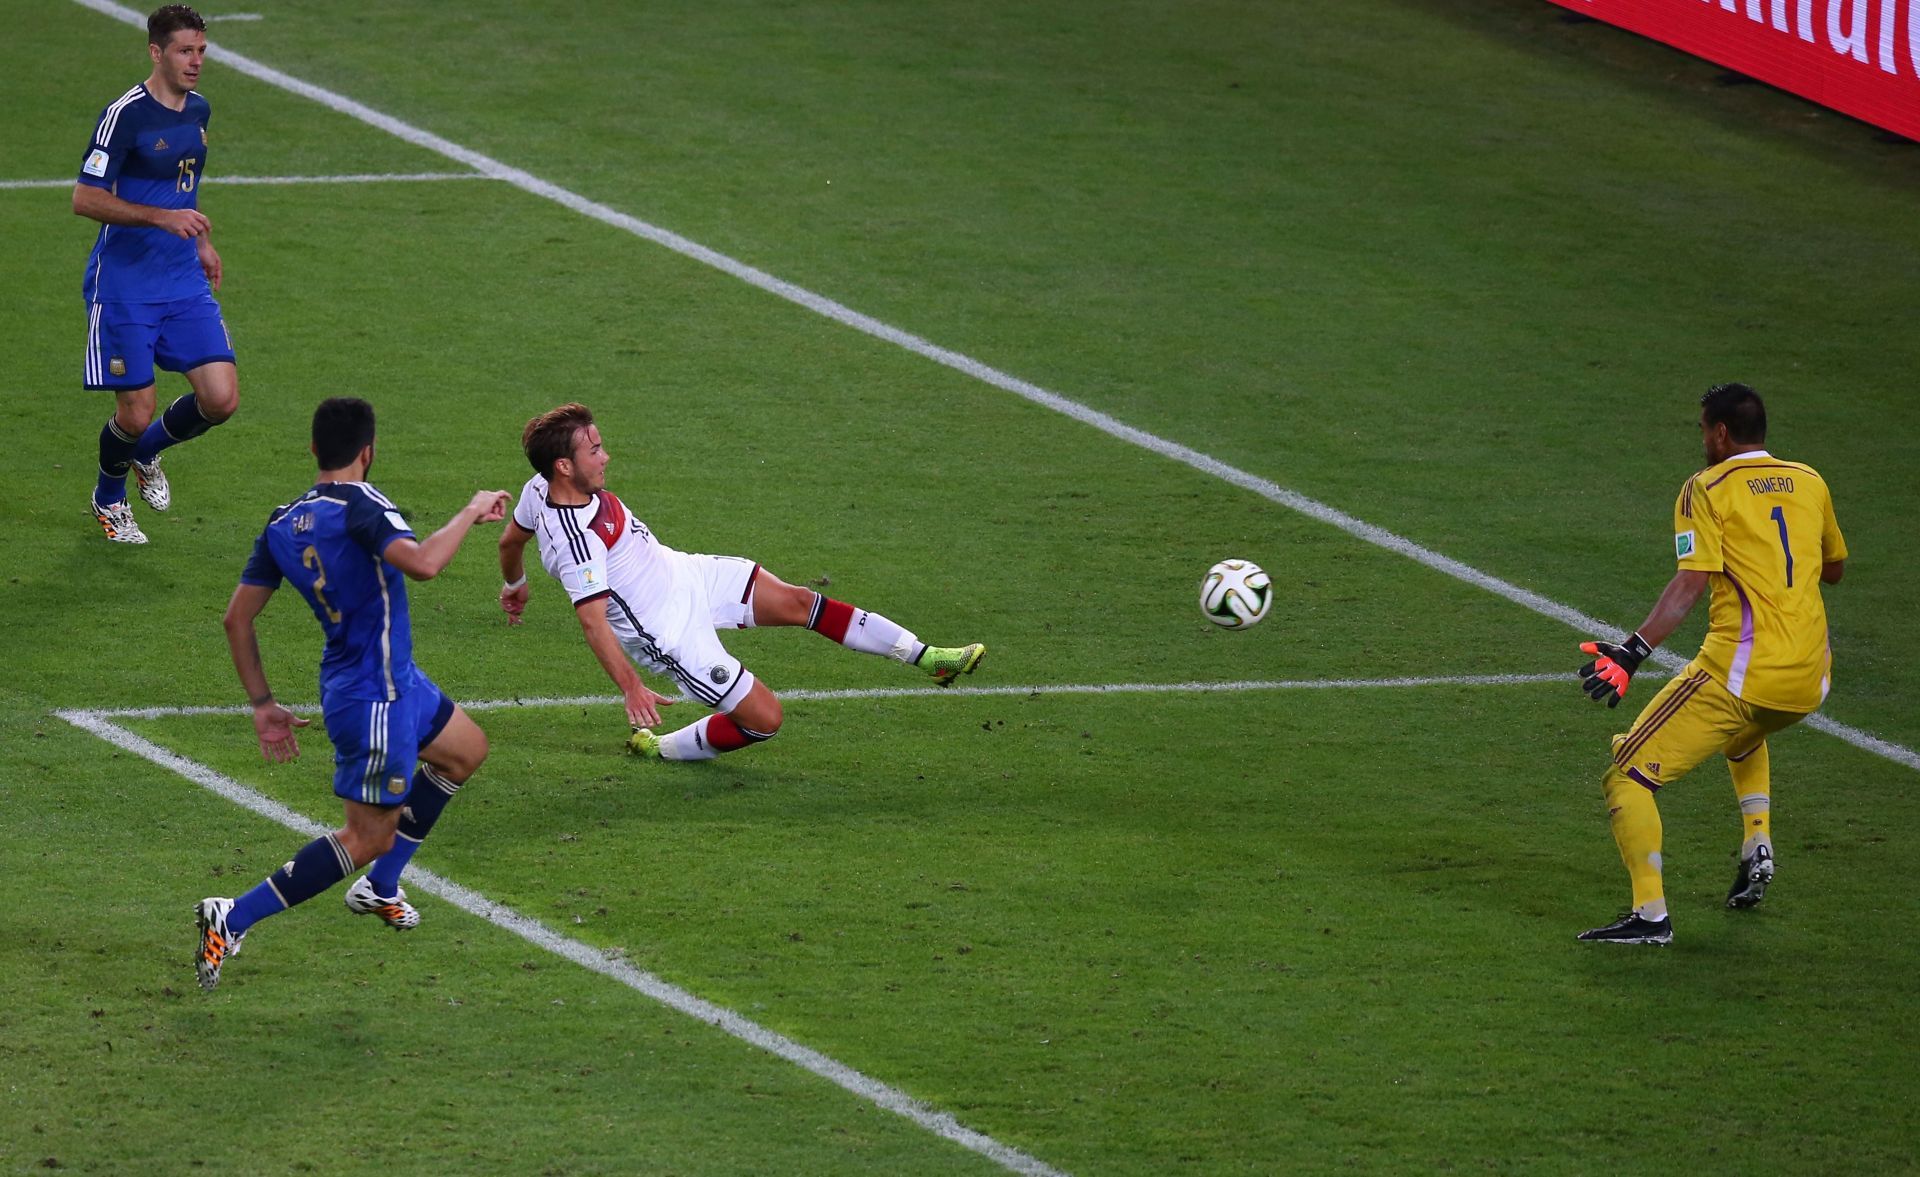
left=856, top=610, right=920, bottom=661
left=657, top=717, right=720, bottom=761
left=806, top=592, right=923, bottom=663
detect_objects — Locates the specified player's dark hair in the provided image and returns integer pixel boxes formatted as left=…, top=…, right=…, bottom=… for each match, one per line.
left=312, top=398, right=377, bottom=470
left=522, top=403, right=597, bottom=478
left=147, top=5, right=206, bottom=46
left=1701, top=382, right=1767, bottom=444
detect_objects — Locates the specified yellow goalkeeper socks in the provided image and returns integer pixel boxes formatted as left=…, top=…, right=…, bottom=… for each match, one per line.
left=1728, top=738, right=1773, bottom=856
left=1604, top=769, right=1666, bottom=917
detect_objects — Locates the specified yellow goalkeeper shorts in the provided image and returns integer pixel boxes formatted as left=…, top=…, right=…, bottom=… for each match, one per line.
left=1608, top=659, right=1806, bottom=790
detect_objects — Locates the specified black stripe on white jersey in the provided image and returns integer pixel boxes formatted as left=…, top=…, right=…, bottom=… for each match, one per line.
left=608, top=588, right=723, bottom=706
left=555, top=498, right=592, bottom=566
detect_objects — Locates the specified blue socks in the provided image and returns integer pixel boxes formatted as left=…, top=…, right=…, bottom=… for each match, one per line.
left=222, top=764, right=466, bottom=936
left=133, top=393, right=216, bottom=463
left=364, top=766, right=463, bottom=898
left=95, top=396, right=219, bottom=506
left=226, top=833, right=355, bottom=937
left=94, top=417, right=139, bottom=506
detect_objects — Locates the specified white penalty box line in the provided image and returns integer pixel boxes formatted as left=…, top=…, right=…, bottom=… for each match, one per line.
left=76, top=672, right=1569, bottom=721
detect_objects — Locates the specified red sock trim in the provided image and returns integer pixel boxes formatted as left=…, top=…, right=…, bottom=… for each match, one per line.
left=809, top=596, right=855, bottom=643
left=704, top=713, right=755, bottom=752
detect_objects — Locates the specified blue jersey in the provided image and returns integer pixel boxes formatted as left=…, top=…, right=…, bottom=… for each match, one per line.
left=77, top=84, right=212, bottom=304
left=240, top=482, right=420, bottom=704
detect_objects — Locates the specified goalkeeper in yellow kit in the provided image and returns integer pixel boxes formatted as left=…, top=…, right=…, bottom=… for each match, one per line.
left=1574, top=383, right=1847, bottom=945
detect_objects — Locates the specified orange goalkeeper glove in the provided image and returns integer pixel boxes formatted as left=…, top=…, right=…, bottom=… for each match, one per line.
left=1578, top=632, right=1654, bottom=709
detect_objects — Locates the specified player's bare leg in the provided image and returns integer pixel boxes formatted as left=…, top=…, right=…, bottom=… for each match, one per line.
left=747, top=571, right=984, bottom=685
left=347, top=706, right=489, bottom=929
left=420, top=707, right=488, bottom=781
left=132, top=361, right=238, bottom=512
left=93, top=385, right=156, bottom=542
left=729, top=680, right=784, bottom=735
left=334, top=799, right=406, bottom=868
left=183, top=359, right=239, bottom=423
left=110, top=386, right=158, bottom=438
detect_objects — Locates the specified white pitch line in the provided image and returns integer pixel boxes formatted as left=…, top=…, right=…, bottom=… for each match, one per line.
left=53, top=708, right=1067, bottom=1177
left=63, top=1, right=1920, bottom=780
left=0, top=172, right=489, bottom=190
left=198, top=171, right=489, bottom=185
left=69, top=673, right=1570, bottom=720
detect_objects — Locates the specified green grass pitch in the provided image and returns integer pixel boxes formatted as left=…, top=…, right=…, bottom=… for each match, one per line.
left=4, top=1, right=1918, bottom=1172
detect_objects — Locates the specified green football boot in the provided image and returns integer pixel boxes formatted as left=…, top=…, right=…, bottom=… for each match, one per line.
left=917, top=642, right=985, bottom=687
left=625, top=727, right=662, bottom=758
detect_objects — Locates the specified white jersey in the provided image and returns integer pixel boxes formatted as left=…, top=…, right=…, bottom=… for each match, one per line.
left=514, top=474, right=686, bottom=637
left=513, top=475, right=758, bottom=710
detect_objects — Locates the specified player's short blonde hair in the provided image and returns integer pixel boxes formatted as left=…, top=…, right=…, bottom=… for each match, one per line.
left=522, top=403, right=596, bottom=478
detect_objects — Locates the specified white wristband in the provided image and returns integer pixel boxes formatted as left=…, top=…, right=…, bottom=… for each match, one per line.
left=503, top=575, right=528, bottom=592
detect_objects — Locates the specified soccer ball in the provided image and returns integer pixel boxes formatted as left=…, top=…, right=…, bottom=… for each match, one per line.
left=1200, top=559, right=1272, bottom=629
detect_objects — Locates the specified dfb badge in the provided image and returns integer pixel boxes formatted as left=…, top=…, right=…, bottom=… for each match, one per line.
left=711, top=666, right=730, bottom=685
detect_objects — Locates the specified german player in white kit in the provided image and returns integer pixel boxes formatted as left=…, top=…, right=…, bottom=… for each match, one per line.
left=497, top=403, right=985, bottom=761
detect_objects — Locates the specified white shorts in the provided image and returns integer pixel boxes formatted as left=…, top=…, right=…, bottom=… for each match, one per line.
left=618, top=553, right=761, bottom=712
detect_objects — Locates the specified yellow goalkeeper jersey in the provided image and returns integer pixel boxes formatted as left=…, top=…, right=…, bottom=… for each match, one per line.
left=1673, top=450, right=1847, bottom=713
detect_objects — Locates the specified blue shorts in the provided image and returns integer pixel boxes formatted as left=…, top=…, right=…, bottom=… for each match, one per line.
left=322, top=674, right=456, bottom=806
left=84, top=292, right=236, bottom=391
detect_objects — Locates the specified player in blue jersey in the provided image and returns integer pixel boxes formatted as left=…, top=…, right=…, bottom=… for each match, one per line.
left=74, top=6, right=239, bottom=544
left=194, top=398, right=510, bottom=991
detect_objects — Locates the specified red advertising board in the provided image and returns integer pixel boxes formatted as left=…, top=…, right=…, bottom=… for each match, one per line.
left=1545, top=0, right=1920, bottom=140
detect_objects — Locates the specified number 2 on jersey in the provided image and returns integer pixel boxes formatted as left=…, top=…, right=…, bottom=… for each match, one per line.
left=1769, top=505, right=1795, bottom=588
left=302, top=545, right=344, bottom=623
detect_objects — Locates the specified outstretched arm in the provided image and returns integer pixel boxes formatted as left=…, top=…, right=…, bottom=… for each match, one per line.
left=574, top=597, right=674, bottom=729
left=499, top=519, right=535, bottom=624
left=383, top=490, right=509, bottom=581
left=1578, top=570, right=1710, bottom=708
left=222, top=581, right=309, bottom=761
left=1629, top=569, right=1711, bottom=649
